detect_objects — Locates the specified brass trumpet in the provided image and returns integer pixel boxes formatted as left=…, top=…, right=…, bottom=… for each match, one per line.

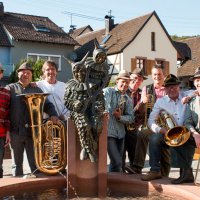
left=21, top=93, right=67, bottom=175
left=143, top=94, right=155, bottom=128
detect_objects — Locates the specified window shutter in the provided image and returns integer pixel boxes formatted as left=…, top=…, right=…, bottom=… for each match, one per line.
left=163, top=61, right=170, bottom=76
left=146, top=59, right=155, bottom=75
left=131, top=58, right=136, bottom=72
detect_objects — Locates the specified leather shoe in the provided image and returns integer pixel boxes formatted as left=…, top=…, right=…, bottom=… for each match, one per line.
left=141, top=171, right=162, bottom=181
left=125, top=165, right=135, bottom=174
left=132, top=166, right=142, bottom=174
left=171, top=168, right=194, bottom=184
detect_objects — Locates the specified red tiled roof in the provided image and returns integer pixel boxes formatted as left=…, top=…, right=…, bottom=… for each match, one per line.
left=76, top=12, right=154, bottom=55
left=0, top=12, right=77, bottom=45
left=177, top=36, right=200, bottom=77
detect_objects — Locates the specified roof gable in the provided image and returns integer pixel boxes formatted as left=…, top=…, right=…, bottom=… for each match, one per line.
left=75, top=11, right=174, bottom=57
left=1, top=12, right=77, bottom=45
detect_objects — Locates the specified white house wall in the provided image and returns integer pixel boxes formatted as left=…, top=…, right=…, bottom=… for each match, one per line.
left=107, top=53, right=125, bottom=81
left=107, top=53, right=122, bottom=73
left=124, top=15, right=177, bottom=85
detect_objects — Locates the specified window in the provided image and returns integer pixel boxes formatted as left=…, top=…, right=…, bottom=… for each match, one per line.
left=151, top=32, right=156, bottom=51
left=136, top=58, right=147, bottom=75
left=27, top=53, right=61, bottom=71
left=101, top=34, right=111, bottom=44
left=32, top=24, right=50, bottom=32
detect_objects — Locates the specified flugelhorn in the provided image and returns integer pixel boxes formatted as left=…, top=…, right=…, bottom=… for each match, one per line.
left=20, top=93, right=67, bottom=175
left=157, top=109, right=190, bottom=147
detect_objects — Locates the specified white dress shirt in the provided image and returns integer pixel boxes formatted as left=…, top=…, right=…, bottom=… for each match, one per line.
left=148, top=92, right=187, bottom=133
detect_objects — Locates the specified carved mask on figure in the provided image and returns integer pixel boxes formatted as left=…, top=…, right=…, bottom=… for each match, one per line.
left=73, top=65, right=86, bottom=83
left=68, top=52, right=89, bottom=83
left=93, top=39, right=107, bottom=64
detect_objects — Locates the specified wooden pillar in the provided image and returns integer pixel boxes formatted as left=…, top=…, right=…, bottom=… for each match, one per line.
left=67, top=118, right=107, bottom=198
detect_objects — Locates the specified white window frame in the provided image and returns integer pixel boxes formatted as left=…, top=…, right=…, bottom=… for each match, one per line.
left=27, top=53, right=61, bottom=71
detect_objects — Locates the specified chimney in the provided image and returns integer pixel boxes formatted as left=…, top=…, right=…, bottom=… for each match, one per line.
left=0, top=2, right=4, bottom=17
left=105, top=15, right=114, bottom=35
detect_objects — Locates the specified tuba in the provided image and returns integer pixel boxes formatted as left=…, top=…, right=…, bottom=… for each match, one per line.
left=158, top=110, right=190, bottom=147
left=21, top=93, right=67, bottom=175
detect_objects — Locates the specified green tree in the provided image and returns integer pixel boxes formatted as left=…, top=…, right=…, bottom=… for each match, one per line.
left=9, top=58, right=45, bottom=83
left=171, top=34, right=198, bottom=41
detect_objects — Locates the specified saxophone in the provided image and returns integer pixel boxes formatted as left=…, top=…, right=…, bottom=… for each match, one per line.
left=158, top=110, right=190, bottom=147
left=21, top=93, right=67, bottom=175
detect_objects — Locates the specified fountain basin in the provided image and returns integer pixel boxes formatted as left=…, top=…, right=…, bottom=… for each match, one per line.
left=0, top=173, right=199, bottom=199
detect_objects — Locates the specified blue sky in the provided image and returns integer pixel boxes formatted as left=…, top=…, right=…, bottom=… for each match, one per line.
left=1, top=0, right=200, bottom=36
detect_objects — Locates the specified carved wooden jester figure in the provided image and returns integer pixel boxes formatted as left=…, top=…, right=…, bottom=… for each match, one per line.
left=64, top=41, right=110, bottom=162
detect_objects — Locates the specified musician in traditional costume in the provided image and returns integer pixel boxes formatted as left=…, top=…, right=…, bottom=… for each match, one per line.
left=103, top=70, right=134, bottom=172
left=123, top=68, right=147, bottom=173
left=6, top=62, right=58, bottom=177
left=132, top=66, right=167, bottom=175
left=142, top=74, right=193, bottom=183
left=182, top=67, right=200, bottom=184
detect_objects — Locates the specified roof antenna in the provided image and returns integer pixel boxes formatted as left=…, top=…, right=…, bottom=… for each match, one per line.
left=108, top=10, right=114, bottom=18
left=69, top=14, right=76, bottom=33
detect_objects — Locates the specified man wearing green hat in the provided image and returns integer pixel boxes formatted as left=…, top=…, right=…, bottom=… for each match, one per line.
left=6, top=62, right=58, bottom=177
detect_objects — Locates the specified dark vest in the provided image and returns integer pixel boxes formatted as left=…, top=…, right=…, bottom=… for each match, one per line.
left=146, top=84, right=157, bottom=101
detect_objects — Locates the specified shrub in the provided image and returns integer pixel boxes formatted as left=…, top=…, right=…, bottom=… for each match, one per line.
left=9, top=58, right=45, bottom=83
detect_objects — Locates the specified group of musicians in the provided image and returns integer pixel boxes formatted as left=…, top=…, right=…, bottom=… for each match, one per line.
left=1, top=60, right=200, bottom=185
left=105, top=65, right=200, bottom=185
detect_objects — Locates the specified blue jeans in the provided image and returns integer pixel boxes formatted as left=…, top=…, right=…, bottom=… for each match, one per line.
left=149, top=133, right=170, bottom=174
left=0, top=137, right=5, bottom=169
left=108, top=137, right=124, bottom=172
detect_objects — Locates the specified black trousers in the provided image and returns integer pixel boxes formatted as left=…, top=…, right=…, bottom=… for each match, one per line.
left=171, top=136, right=196, bottom=169
left=122, top=129, right=137, bottom=169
